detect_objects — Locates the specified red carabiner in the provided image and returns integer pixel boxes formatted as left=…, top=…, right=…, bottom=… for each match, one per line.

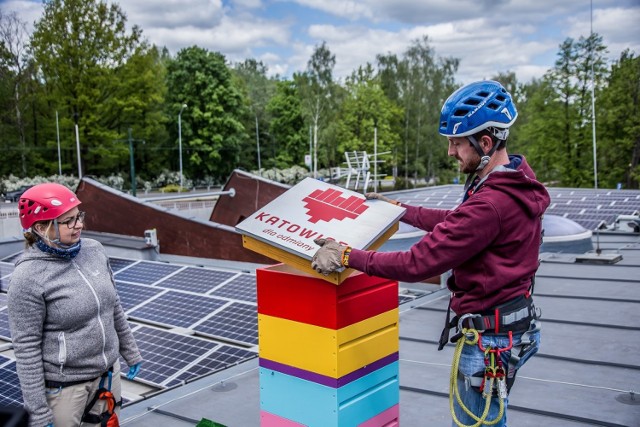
left=477, top=331, right=513, bottom=354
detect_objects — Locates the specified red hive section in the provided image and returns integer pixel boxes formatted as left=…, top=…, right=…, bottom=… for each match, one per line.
left=257, top=264, right=398, bottom=329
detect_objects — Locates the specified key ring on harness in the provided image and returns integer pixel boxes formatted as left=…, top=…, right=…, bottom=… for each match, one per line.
left=449, top=326, right=506, bottom=427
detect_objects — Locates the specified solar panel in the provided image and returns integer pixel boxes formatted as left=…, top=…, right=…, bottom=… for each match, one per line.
left=0, top=293, right=7, bottom=309
left=398, top=295, right=414, bottom=305
left=165, top=345, right=257, bottom=387
left=388, top=185, right=640, bottom=230
left=0, top=252, right=22, bottom=263
left=0, top=262, right=14, bottom=277
left=114, top=261, right=183, bottom=285
left=0, top=309, right=11, bottom=340
left=120, top=326, right=217, bottom=387
left=127, top=291, right=227, bottom=328
left=0, top=262, right=14, bottom=292
left=193, top=302, right=257, bottom=346
left=108, top=257, right=138, bottom=273
left=115, top=281, right=166, bottom=313
left=0, top=355, right=23, bottom=407
left=155, top=267, right=237, bottom=294
left=208, top=273, right=257, bottom=303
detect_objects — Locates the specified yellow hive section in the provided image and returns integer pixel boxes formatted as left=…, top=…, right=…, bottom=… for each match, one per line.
left=258, top=308, right=399, bottom=378
left=242, top=222, right=398, bottom=285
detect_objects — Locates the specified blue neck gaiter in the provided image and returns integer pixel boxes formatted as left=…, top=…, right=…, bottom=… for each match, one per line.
left=36, top=238, right=82, bottom=260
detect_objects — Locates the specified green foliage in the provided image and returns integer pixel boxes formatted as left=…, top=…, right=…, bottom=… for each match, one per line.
left=266, top=80, right=308, bottom=169
left=232, top=59, right=277, bottom=171
left=0, top=11, right=637, bottom=192
left=518, top=34, right=609, bottom=187
left=27, top=0, right=164, bottom=179
left=597, top=50, right=640, bottom=188
left=377, top=36, right=458, bottom=187
left=334, top=64, right=403, bottom=177
left=165, top=46, right=248, bottom=182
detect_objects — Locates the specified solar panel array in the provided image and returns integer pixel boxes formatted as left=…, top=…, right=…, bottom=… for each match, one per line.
left=0, top=246, right=451, bottom=402
left=0, top=261, right=14, bottom=292
left=0, top=257, right=261, bottom=399
left=391, top=185, right=640, bottom=231
left=0, top=354, right=22, bottom=408
left=0, top=291, right=10, bottom=340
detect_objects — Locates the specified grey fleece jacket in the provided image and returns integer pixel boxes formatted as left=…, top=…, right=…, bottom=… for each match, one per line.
left=7, top=238, right=142, bottom=427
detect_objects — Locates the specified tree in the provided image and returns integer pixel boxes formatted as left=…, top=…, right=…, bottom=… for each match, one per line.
left=232, top=59, right=275, bottom=172
left=114, top=46, right=169, bottom=181
left=266, top=80, right=308, bottom=168
left=165, top=46, right=247, bottom=182
left=598, top=50, right=640, bottom=188
left=519, top=34, right=608, bottom=187
left=378, top=37, right=458, bottom=187
left=299, top=42, right=336, bottom=176
left=30, top=0, right=148, bottom=178
left=0, top=10, right=35, bottom=175
left=334, top=64, right=402, bottom=177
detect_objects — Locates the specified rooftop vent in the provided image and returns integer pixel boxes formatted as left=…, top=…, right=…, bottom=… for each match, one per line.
left=608, top=212, right=640, bottom=233
left=541, top=215, right=593, bottom=254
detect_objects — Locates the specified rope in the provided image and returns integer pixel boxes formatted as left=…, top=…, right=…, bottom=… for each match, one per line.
left=449, top=328, right=506, bottom=427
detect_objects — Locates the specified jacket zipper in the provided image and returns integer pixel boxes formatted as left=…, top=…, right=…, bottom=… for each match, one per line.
left=73, top=262, right=109, bottom=369
left=58, top=332, right=66, bottom=375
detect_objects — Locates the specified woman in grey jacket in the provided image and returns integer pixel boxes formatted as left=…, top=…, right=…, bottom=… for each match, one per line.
left=7, top=183, right=143, bottom=427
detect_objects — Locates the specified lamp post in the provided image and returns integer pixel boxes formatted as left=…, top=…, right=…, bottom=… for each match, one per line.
left=114, top=129, right=144, bottom=197
left=74, top=112, right=82, bottom=178
left=178, top=103, right=187, bottom=189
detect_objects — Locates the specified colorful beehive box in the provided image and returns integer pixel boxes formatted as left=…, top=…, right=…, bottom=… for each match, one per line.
left=257, top=264, right=400, bottom=426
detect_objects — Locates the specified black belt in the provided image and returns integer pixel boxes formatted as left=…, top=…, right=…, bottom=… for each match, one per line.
left=45, top=366, right=114, bottom=389
left=460, top=295, right=538, bottom=334
left=439, top=294, right=538, bottom=350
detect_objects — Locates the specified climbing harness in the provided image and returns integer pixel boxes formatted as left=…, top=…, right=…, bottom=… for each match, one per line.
left=81, top=367, right=122, bottom=427
left=444, top=296, right=541, bottom=427
left=449, top=325, right=507, bottom=427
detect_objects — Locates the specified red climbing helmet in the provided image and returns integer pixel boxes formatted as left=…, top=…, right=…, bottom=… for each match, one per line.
left=18, top=183, right=81, bottom=230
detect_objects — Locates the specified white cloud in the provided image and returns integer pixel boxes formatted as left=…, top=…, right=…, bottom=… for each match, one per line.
left=232, top=0, right=263, bottom=10
left=290, top=0, right=374, bottom=21
left=118, top=0, right=224, bottom=28
left=1, top=0, right=639, bottom=86
left=147, top=15, right=290, bottom=57
left=565, top=6, right=640, bottom=62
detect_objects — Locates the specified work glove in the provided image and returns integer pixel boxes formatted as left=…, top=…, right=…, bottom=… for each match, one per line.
left=312, top=238, right=350, bottom=275
left=127, top=362, right=142, bottom=380
left=365, top=192, right=400, bottom=205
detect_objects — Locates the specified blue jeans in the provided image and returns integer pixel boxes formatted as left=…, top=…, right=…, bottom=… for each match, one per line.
left=452, top=322, right=541, bottom=427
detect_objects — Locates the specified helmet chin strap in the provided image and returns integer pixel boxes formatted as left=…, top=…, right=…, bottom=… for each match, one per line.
left=467, top=135, right=501, bottom=172
left=462, top=135, right=504, bottom=199
left=33, top=221, right=75, bottom=249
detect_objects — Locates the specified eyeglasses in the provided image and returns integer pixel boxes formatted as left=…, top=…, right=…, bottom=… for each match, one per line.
left=57, top=211, right=86, bottom=229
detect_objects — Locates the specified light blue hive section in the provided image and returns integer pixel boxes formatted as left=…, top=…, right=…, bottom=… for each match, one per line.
left=259, top=361, right=399, bottom=427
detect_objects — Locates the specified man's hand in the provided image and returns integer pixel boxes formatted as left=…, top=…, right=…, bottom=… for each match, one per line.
left=365, top=192, right=399, bottom=205
left=312, top=238, right=349, bottom=275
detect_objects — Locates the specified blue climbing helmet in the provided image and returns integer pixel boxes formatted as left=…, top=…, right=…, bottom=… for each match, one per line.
left=439, top=80, right=517, bottom=139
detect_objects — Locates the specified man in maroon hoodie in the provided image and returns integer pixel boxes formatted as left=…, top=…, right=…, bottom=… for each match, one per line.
left=313, top=80, right=550, bottom=426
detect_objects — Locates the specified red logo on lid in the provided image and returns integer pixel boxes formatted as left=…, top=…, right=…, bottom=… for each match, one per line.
left=302, top=188, right=369, bottom=223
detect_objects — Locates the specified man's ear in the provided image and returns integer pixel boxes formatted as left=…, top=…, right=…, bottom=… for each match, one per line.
left=480, top=135, right=494, bottom=153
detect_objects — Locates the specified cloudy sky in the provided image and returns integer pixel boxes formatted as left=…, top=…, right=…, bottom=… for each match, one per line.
left=2, top=0, right=639, bottom=84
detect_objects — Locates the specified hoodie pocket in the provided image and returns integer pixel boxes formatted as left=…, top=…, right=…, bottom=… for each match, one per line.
left=58, top=332, right=67, bottom=374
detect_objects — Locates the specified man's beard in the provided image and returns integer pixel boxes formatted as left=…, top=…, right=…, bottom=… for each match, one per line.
left=460, top=154, right=481, bottom=174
